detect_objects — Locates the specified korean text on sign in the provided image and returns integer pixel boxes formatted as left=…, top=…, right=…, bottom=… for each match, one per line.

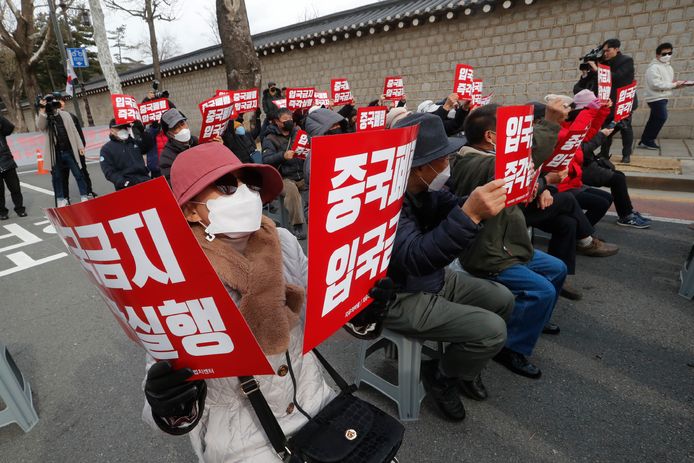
left=356, top=106, right=387, bottom=132
left=232, top=88, right=259, bottom=114
left=45, top=178, right=272, bottom=379
left=272, top=99, right=288, bottom=109
left=291, top=129, right=311, bottom=160
left=111, top=94, right=141, bottom=125
left=303, top=125, right=420, bottom=353
left=313, top=91, right=331, bottom=107
left=287, top=87, right=315, bottom=111
left=139, top=98, right=170, bottom=125
left=597, top=64, right=612, bottom=102
left=614, top=81, right=637, bottom=122
left=331, top=78, right=354, bottom=106
left=453, top=64, right=475, bottom=100
left=542, top=119, right=591, bottom=173
left=495, top=105, right=535, bottom=207
left=383, top=76, right=405, bottom=100
left=198, top=94, right=236, bottom=144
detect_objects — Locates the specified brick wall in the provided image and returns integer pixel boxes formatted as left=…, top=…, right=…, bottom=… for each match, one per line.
left=29, top=0, right=692, bottom=138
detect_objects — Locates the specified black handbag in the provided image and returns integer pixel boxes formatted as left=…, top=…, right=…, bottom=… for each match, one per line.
left=239, top=349, right=404, bottom=463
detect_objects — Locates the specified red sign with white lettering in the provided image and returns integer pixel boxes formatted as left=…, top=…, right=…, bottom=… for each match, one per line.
left=232, top=88, right=259, bottom=114
left=542, top=119, right=591, bottom=172
left=198, top=94, right=236, bottom=143
left=290, top=129, right=311, bottom=160
left=495, top=105, right=535, bottom=207
left=287, top=87, right=315, bottom=111
left=139, top=98, right=170, bottom=125
left=111, top=94, right=142, bottom=125
left=303, top=126, right=420, bottom=353
left=453, top=64, right=475, bottom=100
left=331, top=78, right=354, bottom=106
left=383, top=76, right=405, bottom=101
left=313, top=91, right=331, bottom=107
left=598, top=64, right=612, bottom=102
left=356, top=106, right=387, bottom=132
left=45, top=178, right=273, bottom=379
left=614, top=81, right=637, bottom=122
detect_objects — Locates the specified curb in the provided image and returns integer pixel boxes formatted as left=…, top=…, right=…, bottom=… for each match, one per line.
left=625, top=172, right=694, bottom=193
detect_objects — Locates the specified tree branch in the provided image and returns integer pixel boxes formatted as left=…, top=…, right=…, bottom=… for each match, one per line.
left=5, top=0, right=21, bottom=23
left=103, top=0, right=146, bottom=19
left=28, top=24, right=51, bottom=67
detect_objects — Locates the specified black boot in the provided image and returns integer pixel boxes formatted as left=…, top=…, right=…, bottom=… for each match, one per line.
left=493, top=347, right=542, bottom=379
left=421, top=360, right=466, bottom=421
left=458, top=373, right=488, bottom=401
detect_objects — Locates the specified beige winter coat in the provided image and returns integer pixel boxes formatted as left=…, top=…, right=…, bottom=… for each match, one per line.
left=35, top=110, right=84, bottom=170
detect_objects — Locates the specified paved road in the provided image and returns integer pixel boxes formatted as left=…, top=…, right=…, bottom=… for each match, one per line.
left=0, top=164, right=692, bottom=462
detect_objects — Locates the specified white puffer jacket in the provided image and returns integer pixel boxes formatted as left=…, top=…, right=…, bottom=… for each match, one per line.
left=142, top=228, right=337, bottom=462
left=643, top=58, right=676, bottom=103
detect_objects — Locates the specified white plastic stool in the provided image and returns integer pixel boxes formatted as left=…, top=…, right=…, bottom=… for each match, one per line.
left=0, top=343, right=39, bottom=432
left=679, top=244, right=694, bottom=300
left=355, top=329, right=443, bottom=421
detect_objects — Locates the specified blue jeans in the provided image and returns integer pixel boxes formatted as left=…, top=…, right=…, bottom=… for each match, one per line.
left=52, top=150, right=88, bottom=199
left=490, top=250, right=567, bottom=356
left=640, top=99, right=668, bottom=144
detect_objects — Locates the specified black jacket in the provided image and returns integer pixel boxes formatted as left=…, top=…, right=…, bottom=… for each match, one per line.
left=261, top=124, right=303, bottom=181
left=262, top=88, right=284, bottom=116
left=573, top=71, right=598, bottom=95
left=100, top=132, right=153, bottom=190
left=222, top=126, right=256, bottom=163
left=432, top=106, right=469, bottom=136
left=604, top=52, right=638, bottom=115
left=0, top=116, right=16, bottom=173
left=159, top=136, right=199, bottom=181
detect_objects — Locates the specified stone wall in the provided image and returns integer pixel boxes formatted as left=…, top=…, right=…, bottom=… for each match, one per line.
left=21, top=0, right=693, bottom=138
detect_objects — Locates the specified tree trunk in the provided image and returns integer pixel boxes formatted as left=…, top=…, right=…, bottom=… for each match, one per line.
left=18, top=61, right=41, bottom=111
left=216, top=0, right=261, bottom=90
left=0, top=74, right=27, bottom=132
left=88, top=0, right=122, bottom=94
left=145, top=0, right=162, bottom=82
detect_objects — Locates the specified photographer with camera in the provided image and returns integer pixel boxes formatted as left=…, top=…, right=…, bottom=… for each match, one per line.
left=574, top=48, right=600, bottom=95
left=0, top=114, right=26, bottom=219
left=35, top=94, right=90, bottom=206
left=100, top=119, right=154, bottom=191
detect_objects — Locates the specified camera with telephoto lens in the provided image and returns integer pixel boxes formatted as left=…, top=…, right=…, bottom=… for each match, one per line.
left=35, top=94, right=62, bottom=115
left=151, top=80, right=170, bottom=99
left=579, top=45, right=604, bottom=71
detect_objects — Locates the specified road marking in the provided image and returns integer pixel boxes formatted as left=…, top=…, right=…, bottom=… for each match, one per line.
left=19, top=182, right=54, bottom=196
left=605, top=211, right=693, bottom=225
left=18, top=159, right=100, bottom=175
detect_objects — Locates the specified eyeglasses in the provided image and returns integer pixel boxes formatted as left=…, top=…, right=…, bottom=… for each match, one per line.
left=660, top=52, right=673, bottom=56
left=214, top=173, right=262, bottom=196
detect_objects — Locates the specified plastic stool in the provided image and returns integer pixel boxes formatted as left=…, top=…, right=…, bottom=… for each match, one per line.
left=355, top=329, right=443, bottom=421
left=0, top=343, right=39, bottom=432
left=679, top=244, right=694, bottom=300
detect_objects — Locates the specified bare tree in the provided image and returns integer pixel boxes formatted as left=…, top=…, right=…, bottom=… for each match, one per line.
left=0, top=45, right=27, bottom=131
left=108, top=25, right=127, bottom=64
left=216, top=0, right=260, bottom=91
left=297, top=5, right=320, bottom=22
left=88, top=0, right=122, bottom=94
left=0, top=0, right=52, bottom=112
left=132, top=31, right=180, bottom=62
left=200, top=8, right=220, bottom=44
left=103, top=0, right=178, bottom=82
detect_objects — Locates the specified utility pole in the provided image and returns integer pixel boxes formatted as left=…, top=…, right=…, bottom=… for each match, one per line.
left=47, top=0, right=84, bottom=127
left=59, top=5, right=95, bottom=126
left=88, top=0, right=123, bottom=94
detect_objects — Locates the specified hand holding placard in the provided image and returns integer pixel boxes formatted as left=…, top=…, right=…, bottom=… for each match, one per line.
left=461, top=179, right=507, bottom=224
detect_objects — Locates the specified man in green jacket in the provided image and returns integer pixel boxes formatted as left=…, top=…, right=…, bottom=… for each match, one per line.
left=448, top=102, right=568, bottom=379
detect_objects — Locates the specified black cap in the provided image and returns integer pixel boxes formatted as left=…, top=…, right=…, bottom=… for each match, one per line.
left=394, top=113, right=466, bottom=168
left=268, top=82, right=277, bottom=88
left=109, top=118, right=130, bottom=129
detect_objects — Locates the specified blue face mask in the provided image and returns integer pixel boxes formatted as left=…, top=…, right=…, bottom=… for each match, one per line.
left=235, top=126, right=246, bottom=136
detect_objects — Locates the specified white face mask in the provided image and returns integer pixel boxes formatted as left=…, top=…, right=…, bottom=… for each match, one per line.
left=421, top=164, right=451, bottom=192
left=173, top=128, right=191, bottom=143
left=116, top=129, right=129, bottom=140
left=658, top=54, right=672, bottom=64
left=195, top=184, right=263, bottom=241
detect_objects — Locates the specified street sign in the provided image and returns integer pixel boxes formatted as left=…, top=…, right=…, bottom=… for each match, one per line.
left=67, top=47, right=89, bottom=68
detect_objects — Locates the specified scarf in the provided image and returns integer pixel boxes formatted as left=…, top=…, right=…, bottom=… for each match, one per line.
left=193, top=216, right=303, bottom=355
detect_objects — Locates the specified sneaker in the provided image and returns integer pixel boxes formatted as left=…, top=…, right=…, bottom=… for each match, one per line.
left=633, top=211, right=652, bottom=223
left=421, top=360, right=466, bottom=421
left=620, top=155, right=631, bottom=164
left=0, top=213, right=8, bottom=220
left=80, top=196, right=90, bottom=202
left=57, top=199, right=69, bottom=207
left=576, top=237, right=619, bottom=257
left=617, top=213, right=651, bottom=229
left=16, top=211, right=27, bottom=217
left=638, top=141, right=660, bottom=150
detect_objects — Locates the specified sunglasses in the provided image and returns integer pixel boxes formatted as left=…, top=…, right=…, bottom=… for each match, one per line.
left=660, top=52, right=673, bottom=56
left=214, top=173, right=262, bottom=196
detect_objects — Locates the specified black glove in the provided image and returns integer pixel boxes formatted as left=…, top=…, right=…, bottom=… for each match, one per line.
left=145, top=361, right=205, bottom=418
left=343, top=278, right=396, bottom=340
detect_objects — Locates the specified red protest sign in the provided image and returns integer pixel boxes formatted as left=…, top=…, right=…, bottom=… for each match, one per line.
left=303, top=126, right=419, bottom=353
left=614, top=81, right=637, bottom=122
left=198, top=94, right=236, bottom=143
left=139, top=98, right=170, bottom=125
left=45, top=178, right=273, bottom=379
left=331, top=78, right=354, bottom=106
left=272, top=99, right=288, bottom=109
left=598, top=64, right=612, bottom=102
left=111, top=94, right=141, bottom=125
left=495, top=105, right=535, bottom=207
left=383, top=76, right=405, bottom=100
left=290, top=129, right=311, bottom=160
left=453, top=64, right=475, bottom=99
left=471, top=79, right=484, bottom=109
left=542, top=119, right=591, bottom=172
left=356, top=106, right=387, bottom=132
left=479, top=92, right=495, bottom=106
left=232, top=88, right=259, bottom=114
left=313, top=91, right=331, bottom=107
left=287, top=87, right=315, bottom=111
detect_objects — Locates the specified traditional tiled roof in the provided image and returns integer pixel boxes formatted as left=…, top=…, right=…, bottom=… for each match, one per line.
left=82, top=0, right=533, bottom=94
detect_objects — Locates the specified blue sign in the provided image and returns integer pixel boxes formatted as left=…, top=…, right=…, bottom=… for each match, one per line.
left=67, top=48, right=89, bottom=68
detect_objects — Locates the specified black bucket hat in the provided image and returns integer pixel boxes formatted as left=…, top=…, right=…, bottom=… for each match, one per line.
left=393, top=113, right=466, bottom=167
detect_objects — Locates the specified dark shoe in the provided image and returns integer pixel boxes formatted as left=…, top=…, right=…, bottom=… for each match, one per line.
left=16, top=211, right=27, bottom=217
left=458, top=374, right=488, bottom=401
left=542, top=323, right=561, bottom=335
left=493, top=348, right=542, bottom=379
left=638, top=141, right=659, bottom=150
left=617, top=213, right=651, bottom=229
left=576, top=237, right=619, bottom=257
left=620, top=155, right=631, bottom=163
left=292, top=224, right=306, bottom=240
left=0, top=213, right=8, bottom=221
left=560, top=283, right=582, bottom=300
left=421, top=360, right=466, bottom=421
